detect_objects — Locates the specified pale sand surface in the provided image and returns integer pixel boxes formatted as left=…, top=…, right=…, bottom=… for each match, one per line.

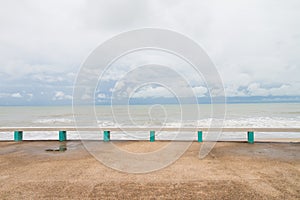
left=256, top=138, right=300, bottom=142
left=0, top=141, right=299, bottom=199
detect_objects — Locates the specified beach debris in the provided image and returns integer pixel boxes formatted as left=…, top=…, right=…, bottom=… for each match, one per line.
left=45, top=144, right=67, bottom=152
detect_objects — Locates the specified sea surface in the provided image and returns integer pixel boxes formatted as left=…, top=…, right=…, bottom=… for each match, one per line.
left=0, top=103, right=299, bottom=140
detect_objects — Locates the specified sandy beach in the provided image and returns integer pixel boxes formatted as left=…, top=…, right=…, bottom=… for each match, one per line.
left=0, top=141, right=299, bottom=199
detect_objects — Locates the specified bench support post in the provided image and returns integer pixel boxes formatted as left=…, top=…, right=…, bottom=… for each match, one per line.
left=59, top=130, right=67, bottom=142
left=14, top=131, right=23, bottom=142
left=150, top=130, right=155, bottom=142
left=247, top=131, right=254, bottom=144
left=198, top=131, right=203, bottom=142
left=104, top=130, right=110, bottom=142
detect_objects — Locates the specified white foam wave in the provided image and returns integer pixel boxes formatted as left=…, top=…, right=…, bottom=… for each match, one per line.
left=163, top=117, right=300, bottom=128
left=33, top=118, right=74, bottom=124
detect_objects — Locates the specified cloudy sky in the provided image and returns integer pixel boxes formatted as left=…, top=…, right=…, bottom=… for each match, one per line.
left=0, top=0, right=299, bottom=105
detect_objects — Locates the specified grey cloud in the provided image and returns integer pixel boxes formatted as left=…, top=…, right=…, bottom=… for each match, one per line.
left=81, top=0, right=152, bottom=31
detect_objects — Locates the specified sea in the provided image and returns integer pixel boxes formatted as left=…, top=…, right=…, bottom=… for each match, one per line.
left=0, top=103, right=299, bottom=141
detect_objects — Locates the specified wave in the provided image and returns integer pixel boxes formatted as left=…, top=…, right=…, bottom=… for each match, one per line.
left=163, top=117, right=300, bottom=128
left=33, top=118, right=74, bottom=124
left=30, top=116, right=300, bottom=128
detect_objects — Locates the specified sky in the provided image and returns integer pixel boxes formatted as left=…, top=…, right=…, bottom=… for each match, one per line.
left=0, top=0, right=300, bottom=105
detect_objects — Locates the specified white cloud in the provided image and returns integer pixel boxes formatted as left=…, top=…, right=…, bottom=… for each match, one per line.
left=246, top=83, right=298, bottom=96
left=132, top=86, right=173, bottom=98
left=11, top=93, right=22, bottom=98
left=31, top=73, right=64, bottom=83
left=192, top=86, right=208, bottom=97
left=0, top=92, right=25, bottom=98
left=52, top=91, right=72, bottom=101
left=130, top=85, right=209, bottom=99
left=223, top=82, right=300, bottom=97
left=97, top=93, right=107, bottom=99
left=224, top=85, right=247, bottom=97
left=0, top=92, right=23, bottom=98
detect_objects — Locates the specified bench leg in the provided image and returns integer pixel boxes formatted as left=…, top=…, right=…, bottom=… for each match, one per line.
left=150, top=130, right=155, bottom=142
left=59, top=131, right=67, bottom=141
left=14, top=131, right=23, bottom=142
left=247, top=131, right=254, bottom=144
left=198, top=131, right=203, bottom=142
left=104, top=130, right=110, bottom=142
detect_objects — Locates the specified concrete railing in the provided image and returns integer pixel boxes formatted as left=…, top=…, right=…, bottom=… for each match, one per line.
left=1, top=127, right=300, bottom=143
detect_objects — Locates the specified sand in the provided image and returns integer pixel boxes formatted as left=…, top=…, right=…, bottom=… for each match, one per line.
left=0, top=141, right=299, bottom=199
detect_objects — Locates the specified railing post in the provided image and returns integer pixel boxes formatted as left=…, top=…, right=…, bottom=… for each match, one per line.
left=198, top=131, right=203, bottom=142
left=247, top=131, right=254, bottom=144
left=104, top=130, right=110, bottom=142
left=150, top=130, right=155, bottom=142
left=14, top=131, right=23, bottom=142
left=59, top=130, right=67, bottom=142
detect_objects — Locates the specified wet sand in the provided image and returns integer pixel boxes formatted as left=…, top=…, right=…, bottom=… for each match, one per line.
left=0, top=141, right=299, bottom=199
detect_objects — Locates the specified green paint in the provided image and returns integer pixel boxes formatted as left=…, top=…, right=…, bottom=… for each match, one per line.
left=104, top=130, right=110, bottom=142
left=150, top=130, right=155, bottom=142
left=198, top=131, right=203, bottom=142
left=247, top=131, right=254, bottom=144
left=59, top=130, right=67, bottom=142
left=14, top=131, right=23, bottom=141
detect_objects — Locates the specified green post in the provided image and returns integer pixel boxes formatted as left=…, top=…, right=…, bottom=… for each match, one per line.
left=59, top=130, right=67, bottom=142
left=14, top=131, right=23, bottom=142
left=247, top=131, right=254, bottom=144
left=150, top=130, right=155, bottom=142
left=104, top=130, right=110, bottom=142
left=198, top=131, right=203, bottom=142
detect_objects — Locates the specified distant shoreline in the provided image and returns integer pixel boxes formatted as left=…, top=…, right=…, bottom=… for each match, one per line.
left=0, top=100, right=300, bottom=106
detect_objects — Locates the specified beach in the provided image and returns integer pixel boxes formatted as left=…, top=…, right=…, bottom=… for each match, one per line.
left=0, top=141, right=299, bottom=199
